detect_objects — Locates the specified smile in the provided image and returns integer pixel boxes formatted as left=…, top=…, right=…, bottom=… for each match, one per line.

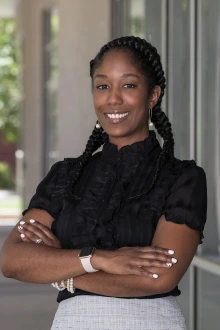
left=104, top=111, right=130, bottom=124
left=106, top=112, right=129, bottom=119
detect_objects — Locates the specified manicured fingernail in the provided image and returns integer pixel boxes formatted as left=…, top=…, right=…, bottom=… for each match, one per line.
left=18, top=226, right=23, bottom=230
left=172, top=258, right=177, bottom=263
left=20, top=221, right=25, bottom=225
left=153, top=274, right=159, bottom=279
left=166, top=262, right=172, bottom=267
left=168, top=250, right=174, bottom=255
left=20, top=234, right=25, bottom=238
left=29, top=219, right=35, bottom=223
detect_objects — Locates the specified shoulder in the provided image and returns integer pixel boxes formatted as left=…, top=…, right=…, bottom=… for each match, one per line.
left=161, top=158, right=207, bottom=243
left=166, top=157, right=207, bottom=185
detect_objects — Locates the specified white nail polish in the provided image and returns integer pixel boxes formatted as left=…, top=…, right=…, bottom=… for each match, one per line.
left=29, top=219, right=35, bottom=223
left=20, top=234, right=25, bottom=238
left=20, top=221, right=25, bottom=225
left=168, top=250, right=174, bottom=255
left=153, top=274, right=159, bottom=279
left=172, top=258, right=177, bottom=263
left=18, top=226, right=23, bottom=230
left=166, top=262, right=172, bottom=267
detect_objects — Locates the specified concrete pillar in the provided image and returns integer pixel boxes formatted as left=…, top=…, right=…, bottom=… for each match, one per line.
left=57, top=0, right=111, bottom=158
left=18, top=0, right=111, bottom=207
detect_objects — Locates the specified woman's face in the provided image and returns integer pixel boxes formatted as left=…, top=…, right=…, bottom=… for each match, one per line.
left=92, top=49, right=161, bottom=147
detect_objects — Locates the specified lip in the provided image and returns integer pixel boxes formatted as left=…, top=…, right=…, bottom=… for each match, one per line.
left=104, top=111, right=130, bottom=124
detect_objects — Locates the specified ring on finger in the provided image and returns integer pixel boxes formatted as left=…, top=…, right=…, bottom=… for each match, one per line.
left=36, top=238, right=43, bottom=244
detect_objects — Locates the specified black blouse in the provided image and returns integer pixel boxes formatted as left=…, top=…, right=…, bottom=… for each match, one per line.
left=23, top=130, right=207, bottom=303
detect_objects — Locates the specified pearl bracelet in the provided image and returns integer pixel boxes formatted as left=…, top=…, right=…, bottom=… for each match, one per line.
left=67, top=278, right=75, bottom=294
left=51, top=280, right=66, bottom=291
left=51, top=278, right=75, bottom=293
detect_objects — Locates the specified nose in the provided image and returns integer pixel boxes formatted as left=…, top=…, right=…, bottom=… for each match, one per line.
left=108, top=87, right=123, bottom=106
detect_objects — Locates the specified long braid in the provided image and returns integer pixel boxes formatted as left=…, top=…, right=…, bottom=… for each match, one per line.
left=67, top=124, right=107, bottom=194
left=90, top=36, right=175, bottom=194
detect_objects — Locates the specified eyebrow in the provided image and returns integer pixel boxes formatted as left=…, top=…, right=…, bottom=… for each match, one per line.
left=94, top=73, right=140, bottom=80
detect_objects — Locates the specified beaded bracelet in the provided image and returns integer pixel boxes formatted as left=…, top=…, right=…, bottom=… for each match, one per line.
left=51, top=278, right=75, bottom=293
left=51, top=280, right=66, bottom=291
left=67, top=278, right=75, bottom=294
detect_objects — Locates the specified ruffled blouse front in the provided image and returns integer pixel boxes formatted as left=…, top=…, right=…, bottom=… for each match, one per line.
left=23, top=130, right=207, bottom=303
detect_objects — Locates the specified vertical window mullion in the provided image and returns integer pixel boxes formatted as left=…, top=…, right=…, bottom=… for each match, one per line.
left=189, top=0, right=196, bottom=160
left=42, top=11, right=51, bottom=176
left=161, top=0, right=168, bottom=116
left=167, top=0, right=174, bottom=122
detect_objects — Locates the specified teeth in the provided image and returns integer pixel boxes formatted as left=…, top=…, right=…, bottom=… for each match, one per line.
left=107, top=112, right=129, bottom=119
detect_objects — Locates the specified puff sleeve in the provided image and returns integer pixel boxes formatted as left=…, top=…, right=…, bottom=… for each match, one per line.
left=162, top=161, right=207, bottom=243
left=22, top=161, right=63, bottom=220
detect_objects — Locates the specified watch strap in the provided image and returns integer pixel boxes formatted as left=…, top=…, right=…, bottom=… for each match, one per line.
left=80, top=257, right=99, bottom=273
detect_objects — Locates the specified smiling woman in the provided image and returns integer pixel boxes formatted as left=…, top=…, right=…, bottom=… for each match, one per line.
left=92, top=49, right=161, bottom=148
left=1, top=36, right=207, bottom=330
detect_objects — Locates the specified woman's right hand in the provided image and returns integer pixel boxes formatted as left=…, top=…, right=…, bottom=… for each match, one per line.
left=92, top=246, right=177, bottom=278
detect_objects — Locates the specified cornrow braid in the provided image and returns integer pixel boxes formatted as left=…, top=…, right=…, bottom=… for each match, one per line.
left=90, top=36, right=175, bottom=194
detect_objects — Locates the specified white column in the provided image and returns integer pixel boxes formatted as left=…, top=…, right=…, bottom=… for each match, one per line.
left=57, top=0, right=111, bottom=159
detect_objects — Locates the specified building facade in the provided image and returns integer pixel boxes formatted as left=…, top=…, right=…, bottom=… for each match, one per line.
left=5, top=0, right=220, bottom=329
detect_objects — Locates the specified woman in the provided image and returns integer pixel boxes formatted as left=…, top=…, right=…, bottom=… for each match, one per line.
left=1, top=36, right=207, bottom=329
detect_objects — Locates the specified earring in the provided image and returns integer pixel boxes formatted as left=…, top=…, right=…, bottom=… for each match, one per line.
left=96, top=120, right=101, bottom=129
left=148, top=108, right=154, bottom=127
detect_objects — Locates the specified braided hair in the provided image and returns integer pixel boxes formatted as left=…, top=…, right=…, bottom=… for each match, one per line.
left=68, top=36, right=174, bottom=195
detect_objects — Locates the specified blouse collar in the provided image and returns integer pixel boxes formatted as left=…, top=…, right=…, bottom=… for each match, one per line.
left=102, top=130, right=161, bottom=166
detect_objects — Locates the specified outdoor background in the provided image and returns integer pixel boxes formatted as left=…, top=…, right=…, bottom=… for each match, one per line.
left=0, top=1, right=220, bottom=329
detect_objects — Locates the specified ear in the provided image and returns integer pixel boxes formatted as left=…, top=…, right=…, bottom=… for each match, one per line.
left=148, top=85, right=161, bottom=108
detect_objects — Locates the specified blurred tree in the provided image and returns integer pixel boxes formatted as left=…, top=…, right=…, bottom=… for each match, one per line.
left=0, top=18, right=21, bottom=143
left=0, top=161, right=15, bottom=189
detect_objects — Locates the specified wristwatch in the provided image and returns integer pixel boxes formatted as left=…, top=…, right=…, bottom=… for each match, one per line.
left=78, top=246, right=99, bottom=273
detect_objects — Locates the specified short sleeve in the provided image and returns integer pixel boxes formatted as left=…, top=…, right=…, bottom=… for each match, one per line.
left=162, top=161, right=207, bottom=243
left=22, top=161, right=63, bottom=220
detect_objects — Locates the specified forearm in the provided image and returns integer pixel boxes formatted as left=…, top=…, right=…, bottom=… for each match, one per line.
left=1, top=242, right=84, bottom=283
left=73, top=271, right=161, bottom=297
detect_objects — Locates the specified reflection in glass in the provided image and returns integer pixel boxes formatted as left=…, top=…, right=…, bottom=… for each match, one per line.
left=200, top=270, right=220, bottom=330
left=129, top=0, right=162, bottom=54
left=43, top=7, right=59, bottom=172
left=129, top=0, right=145, bottom=37
left=197, top=0, right=220, bottom=254
left=168, top=1, right=190, bottom=160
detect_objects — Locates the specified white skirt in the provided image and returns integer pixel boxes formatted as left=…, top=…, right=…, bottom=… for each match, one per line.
left=51, top=295, right=188, bottom=330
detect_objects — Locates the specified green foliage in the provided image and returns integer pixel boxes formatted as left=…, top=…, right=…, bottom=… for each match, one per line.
left=0, top=161, right=15, bottom=189
left=130, top=17, right=143, bottom=36
left=0, top=19, right=21, bottom=143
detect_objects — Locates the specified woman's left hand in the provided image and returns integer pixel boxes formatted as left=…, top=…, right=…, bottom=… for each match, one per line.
left=17, top=219, right=61, bottom=248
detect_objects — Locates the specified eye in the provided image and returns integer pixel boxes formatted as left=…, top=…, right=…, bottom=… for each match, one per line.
left=124, top=84, right=136, bottom=88
left=96, top=85, right=109, bottom=90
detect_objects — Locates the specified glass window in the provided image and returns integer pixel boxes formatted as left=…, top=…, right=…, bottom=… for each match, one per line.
left=42, top=6, right=59, bottom=174
left=199, top=270, right=220, bottom=330
left=112, top=0, right=130, bottom=38
left=129, top=0, right=162, bottom=53
left=177, top=269, right=190, bottom=328
left=197, top=0, right=220, bottom=254
left=129, top=0, right=146, bottom=38
left=167, top=1, right=191, bottom=160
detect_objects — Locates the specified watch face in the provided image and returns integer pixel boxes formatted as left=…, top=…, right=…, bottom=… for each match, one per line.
left=79, top=246, right=94, bottom=258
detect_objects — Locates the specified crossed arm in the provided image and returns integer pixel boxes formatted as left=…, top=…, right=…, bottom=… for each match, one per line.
left=0, top=208, right=200, bottom=297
